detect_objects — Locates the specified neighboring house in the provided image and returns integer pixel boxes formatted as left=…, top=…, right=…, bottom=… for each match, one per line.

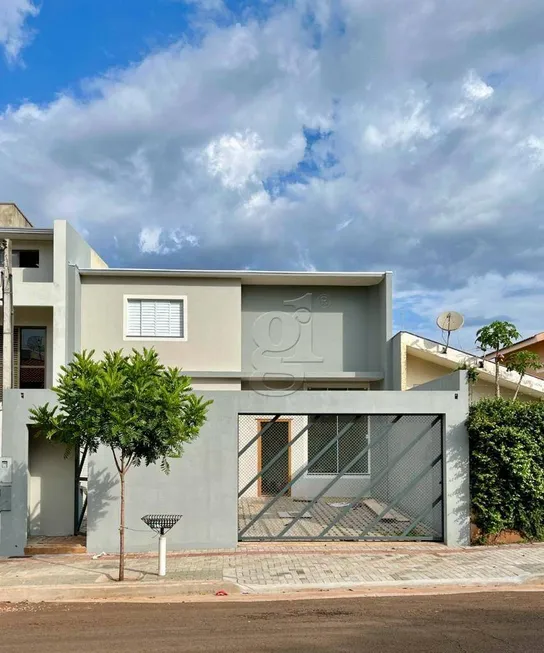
left=393, top=331, right=544, bottom=402
left=485, top=332, right=544, bottom=380
left=0, top=206, right=470, bottom=556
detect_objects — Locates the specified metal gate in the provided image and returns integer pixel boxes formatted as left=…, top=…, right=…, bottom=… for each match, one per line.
left=238, top=414, right=443, bottom=541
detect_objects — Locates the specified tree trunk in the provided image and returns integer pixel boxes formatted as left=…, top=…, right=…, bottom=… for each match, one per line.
left=513, top=375, right=523, bottom=401
left=495, top=350, right=500, bottom=398
left=119, top=469, right=125, bottom=581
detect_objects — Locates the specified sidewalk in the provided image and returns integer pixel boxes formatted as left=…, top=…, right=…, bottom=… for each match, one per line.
left=1, top=542, right=544, bottom=602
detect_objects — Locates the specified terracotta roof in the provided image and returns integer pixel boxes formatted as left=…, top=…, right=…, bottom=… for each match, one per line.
left=484, top=332, right=544, bottom=360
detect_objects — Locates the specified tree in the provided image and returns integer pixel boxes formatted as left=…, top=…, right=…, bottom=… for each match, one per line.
left=475, top=321, right=521, bottom=398
left=505, top=350, right=542, bottom=400
left=29, top=349, right=212, bottom=581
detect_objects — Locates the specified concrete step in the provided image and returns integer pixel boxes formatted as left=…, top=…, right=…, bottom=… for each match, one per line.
left=24, top=535, right=87, bottom=556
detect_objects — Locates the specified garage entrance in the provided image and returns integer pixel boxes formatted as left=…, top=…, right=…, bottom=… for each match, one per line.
left=238, top=414, right=444, bottom=542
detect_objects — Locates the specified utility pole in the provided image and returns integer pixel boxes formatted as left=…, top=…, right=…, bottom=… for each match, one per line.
left=1, top=239, right=12, bottom=392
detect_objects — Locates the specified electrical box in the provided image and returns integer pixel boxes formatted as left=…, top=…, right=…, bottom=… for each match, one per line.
left=0, top=458, right=12, bottom=484
left=0, top=485, right=11, bottom=511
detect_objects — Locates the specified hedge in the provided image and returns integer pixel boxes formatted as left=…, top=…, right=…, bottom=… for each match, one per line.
left=467, top=398, right=544, bottom=540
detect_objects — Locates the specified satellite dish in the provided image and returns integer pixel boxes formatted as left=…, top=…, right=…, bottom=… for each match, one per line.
left=436, top=311, right=464, bottom=352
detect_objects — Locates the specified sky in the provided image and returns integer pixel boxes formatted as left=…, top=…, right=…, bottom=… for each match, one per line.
left=1, top=0, right=544, bottom=350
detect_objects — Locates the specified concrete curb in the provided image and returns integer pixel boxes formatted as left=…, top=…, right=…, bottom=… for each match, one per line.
left=1, top=574, right=543, bottom=603
left=0, top=580, right=241, bottom=603
left=240, top=575, right=538, bottom=594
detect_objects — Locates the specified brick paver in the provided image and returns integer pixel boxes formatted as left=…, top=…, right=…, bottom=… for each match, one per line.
left=1, top=542, right=543, bottom=593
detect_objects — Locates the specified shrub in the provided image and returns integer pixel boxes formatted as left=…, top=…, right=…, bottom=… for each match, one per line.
left=467, top=398, right=544, bottom=540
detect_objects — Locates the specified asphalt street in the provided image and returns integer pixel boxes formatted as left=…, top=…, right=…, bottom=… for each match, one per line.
left=1, top=592, right=543, bottom=652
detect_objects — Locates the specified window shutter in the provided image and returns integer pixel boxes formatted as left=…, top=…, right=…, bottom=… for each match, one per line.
left=169, top=300, right=183, bottom=338
left=155, top=301, right=170, bottom=337
left=141, top=301, right=156, bottom=337
left=13, top=327, right=20, bottom=389
left=0, top=328, right=21, bottom=397
left=126, top=299, right=184, bottom=338
left=126, top=300, right=141, bottom=337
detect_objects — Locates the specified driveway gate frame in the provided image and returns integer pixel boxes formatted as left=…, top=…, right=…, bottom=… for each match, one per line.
left=238, top=413, right=444, bottom=542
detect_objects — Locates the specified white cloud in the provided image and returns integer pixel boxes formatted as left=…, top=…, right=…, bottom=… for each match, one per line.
left=463, top=70, right=494, bottom=101
left=0, top=0, right=39, bottom=62
left=139, top=227, right=163, bottom=254
left=139, top=226, right=199, bottom=255
left=203, top=130, right=265, bottom=189
left=1, top=1, right=544, bottom=342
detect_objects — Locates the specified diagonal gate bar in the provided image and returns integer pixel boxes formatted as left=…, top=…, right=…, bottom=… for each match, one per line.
left=238, top=416, right=321, bottom=498
left=276, top=415, right=403, bottom=537
left=238, top=415, right=364, bottom=538
left=401, top=494, right=443, bottom=538
left=358, top=452, right=442, bottom=538
left=317, top=416, right=441, bottom=538
left=238, top=415, right=281, bottom=457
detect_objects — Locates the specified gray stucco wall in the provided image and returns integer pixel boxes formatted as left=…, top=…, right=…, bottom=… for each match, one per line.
left=241, top=284, right=387, bottom=380
left=87, top=396, right=239, bottom=553
left=0, top=379, right=469, bottom=555
left=53, top=222, right=96, bottom=382
left=87, top=385, right=469, bottom=552
left=410, top=371, right=469, bottom=545
left=0, top=390, right=58, bottom=556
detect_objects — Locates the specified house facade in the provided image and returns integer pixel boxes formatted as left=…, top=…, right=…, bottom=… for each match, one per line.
left=485, top=331, right=544, bottom=380
left=0, top=210, right=470, bottom=556
left=394, top=331, right=544, bottom=402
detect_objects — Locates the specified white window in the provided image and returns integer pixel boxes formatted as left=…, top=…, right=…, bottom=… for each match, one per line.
left=125, top=297, right=186, bottom=339
left=308, top=415, right=370, bottom=476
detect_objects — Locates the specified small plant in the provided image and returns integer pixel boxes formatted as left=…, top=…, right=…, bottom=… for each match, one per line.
left=456, top=361, right=480, bottom=403
left=475, top=321, right=521, bottom=397
left=30, top=349, right=212, bottom=581
left=505, top=350, right=542, bottom=400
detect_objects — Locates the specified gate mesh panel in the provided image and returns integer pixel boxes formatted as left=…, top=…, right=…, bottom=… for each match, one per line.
left=238, top=414, right=443, bottom=541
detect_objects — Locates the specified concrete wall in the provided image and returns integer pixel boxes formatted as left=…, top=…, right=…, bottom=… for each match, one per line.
left=0, top=382, right=470, bottom=555
left=191, top=379, right=241, bottom=391
left=0, top=390, right=56, bottom=556
left=90, top=249, right=109, bottom=270
left=406, top=354, right=452, bottom=389
left=406, top=352, right=537, bottom=402
left=52, top=222, right=91, bottom=382
left=87, top=395, right=239, bottom=553
left=84, top=387, right=468, bottom=553
left=0, top=204, right=32, bottom=228
left=410, top=371, right=469, bottom=545
left=10, top=239, right=54, bottom=283
left=241, top=285, right=385, bottom=380
left=28, top=432, right=74, bottom=536
left=80, top=277, right=242, bottom=372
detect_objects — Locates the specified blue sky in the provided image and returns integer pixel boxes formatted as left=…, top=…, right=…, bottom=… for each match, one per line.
left=2, top=0, right=544, bottom=349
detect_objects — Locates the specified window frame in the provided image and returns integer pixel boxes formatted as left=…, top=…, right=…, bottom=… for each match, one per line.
left=307, top=414, right=370, bottom=477
left=18, top=326, right=47, bottom=390
left=0, top=249, right=40, bottom=268
left=123, top=295, right=188, bottom=342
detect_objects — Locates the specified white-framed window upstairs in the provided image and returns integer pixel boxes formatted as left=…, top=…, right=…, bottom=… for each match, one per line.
left=125, top=297, right=186, bottom=340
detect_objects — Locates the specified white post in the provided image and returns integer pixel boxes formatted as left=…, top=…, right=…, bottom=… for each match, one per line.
left=158, top=532, right=167, bottom=576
